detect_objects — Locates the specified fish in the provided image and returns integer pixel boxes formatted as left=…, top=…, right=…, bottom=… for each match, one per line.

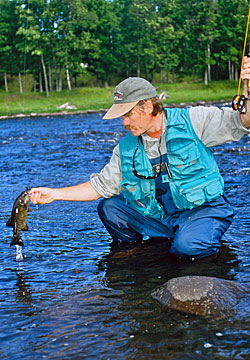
left=6, top=188, right=31, bottom=247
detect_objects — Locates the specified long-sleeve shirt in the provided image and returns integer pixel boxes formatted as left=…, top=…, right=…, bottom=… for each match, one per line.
left=90, top=106, right=250, bottom=198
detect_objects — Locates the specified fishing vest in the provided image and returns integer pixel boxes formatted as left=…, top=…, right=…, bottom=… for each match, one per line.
left=119, top=108, right=224, bottom=219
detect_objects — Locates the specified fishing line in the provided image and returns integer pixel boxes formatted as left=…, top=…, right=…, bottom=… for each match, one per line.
left=232, top=6, right=250, bottom=113
left=237, top=6, right=250, bottom=96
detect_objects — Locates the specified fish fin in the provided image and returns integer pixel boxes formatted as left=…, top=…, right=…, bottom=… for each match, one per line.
left=10, top=236, right=24, bottom=247
left=22, top=223, right=29, bottom=231
left=6, top=216, right=14, bottom=227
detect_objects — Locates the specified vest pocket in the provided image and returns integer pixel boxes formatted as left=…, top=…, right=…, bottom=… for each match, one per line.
left=121, top=183, right=142, bottom=201
left=178, top=187, right=205, bottom=209
left=121, top=181, right=164, bottom=219
left=167, top=141, right=204, bottom=176
left=121, top=180, right=152, bottom=201
left=205, top=181, right=222, bottom=202
left=176, top=175, right=224, bottom=209
left=185, top=188, right=204, bottom=205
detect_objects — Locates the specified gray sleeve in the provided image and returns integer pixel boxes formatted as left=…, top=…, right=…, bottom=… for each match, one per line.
left=90, top=144, right=122, bottom=198
left=189, top=106, right=250, bottom=147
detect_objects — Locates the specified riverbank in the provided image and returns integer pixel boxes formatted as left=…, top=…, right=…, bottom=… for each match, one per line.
left=0, top=99, right=232, bottom=120
left=0, top=80, right=237, bottom=119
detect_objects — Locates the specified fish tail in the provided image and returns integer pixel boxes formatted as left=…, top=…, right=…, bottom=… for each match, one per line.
left=10, top=235, right=24, bottom=247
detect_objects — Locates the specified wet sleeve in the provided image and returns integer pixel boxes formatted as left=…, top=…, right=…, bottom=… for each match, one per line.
left=189, top=106, right=250, bottom=147
left=90, top=144, right=122, bottom=198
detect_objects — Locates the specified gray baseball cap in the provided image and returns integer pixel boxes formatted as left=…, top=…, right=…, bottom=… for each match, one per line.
left=103, top=77, right=157, bottom=119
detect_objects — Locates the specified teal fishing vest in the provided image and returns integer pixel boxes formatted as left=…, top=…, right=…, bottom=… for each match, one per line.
left=119, top=108, right=224, bottom=219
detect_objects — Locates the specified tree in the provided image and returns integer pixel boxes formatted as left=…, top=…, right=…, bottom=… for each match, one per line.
left=1, top=0, right=249, bottom=90
left=0, top=0, right=24, bottom=92
left=155, top=0, right=184, bottom=83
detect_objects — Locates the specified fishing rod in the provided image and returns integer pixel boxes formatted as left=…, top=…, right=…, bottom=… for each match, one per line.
left=232, top=6, right=250, bottom=114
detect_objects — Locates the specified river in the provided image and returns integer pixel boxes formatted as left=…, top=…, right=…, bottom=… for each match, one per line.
left=0, top=110, right=249, bottom=359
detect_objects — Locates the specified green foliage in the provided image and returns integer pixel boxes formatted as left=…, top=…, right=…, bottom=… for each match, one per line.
left=0, top=0, right=249, bottom=90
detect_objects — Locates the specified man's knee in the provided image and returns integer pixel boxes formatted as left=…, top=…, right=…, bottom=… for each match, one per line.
left=97, top=196, right=123, bottom=220
left=97, top=196, right=143, bottom=243
left=170, top=236, right=220, bottom=259
left=97, top=197, right=112, bottom=220
left=170, top=212, right=231, bottom=259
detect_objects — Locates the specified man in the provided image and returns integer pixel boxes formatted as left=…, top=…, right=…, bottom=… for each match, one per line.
left=30, top=57, right=250, bottom=259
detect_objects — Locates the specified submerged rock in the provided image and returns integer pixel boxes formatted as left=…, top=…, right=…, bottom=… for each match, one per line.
left=151, top=276, right=250, bottom=318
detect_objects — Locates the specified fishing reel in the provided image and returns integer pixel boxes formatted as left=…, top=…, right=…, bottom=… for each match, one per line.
left=232, top=79, right=249, bottom=114
left=232, top=93, right=248, bottom=113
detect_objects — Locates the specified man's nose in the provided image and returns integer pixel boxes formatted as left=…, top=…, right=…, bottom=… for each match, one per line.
left=122, top=117, right=130, bottom=127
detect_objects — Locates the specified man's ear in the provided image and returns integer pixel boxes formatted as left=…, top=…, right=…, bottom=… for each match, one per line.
left=144, top=100, right=153, bottom=114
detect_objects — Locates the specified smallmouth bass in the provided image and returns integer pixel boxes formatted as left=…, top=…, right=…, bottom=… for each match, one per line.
left=6, top=188, right=31, bottom=247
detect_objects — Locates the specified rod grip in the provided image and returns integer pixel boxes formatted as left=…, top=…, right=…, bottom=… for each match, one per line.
left=242, top=79, right=249, bottom=97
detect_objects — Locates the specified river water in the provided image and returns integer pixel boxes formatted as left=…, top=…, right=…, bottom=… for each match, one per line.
left=0, top=110, right=249, bottom=359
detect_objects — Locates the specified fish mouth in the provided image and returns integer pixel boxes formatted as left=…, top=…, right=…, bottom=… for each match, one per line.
left=24, top=187, right=30, bottom=197
left=23, top=190, right=30, bottom=201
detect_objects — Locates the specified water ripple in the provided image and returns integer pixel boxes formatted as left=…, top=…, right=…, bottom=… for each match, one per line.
left=0, top=113, right=249, bottom=360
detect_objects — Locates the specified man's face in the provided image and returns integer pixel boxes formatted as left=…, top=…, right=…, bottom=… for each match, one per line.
left=122, top=102, right=153, bottom=136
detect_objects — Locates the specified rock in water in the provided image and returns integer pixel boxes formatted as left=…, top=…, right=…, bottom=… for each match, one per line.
left=151, top=276, right=250, bottom=318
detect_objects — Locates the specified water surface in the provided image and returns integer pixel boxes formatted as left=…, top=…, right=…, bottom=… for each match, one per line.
left=0, top=111, right=249, bottom=359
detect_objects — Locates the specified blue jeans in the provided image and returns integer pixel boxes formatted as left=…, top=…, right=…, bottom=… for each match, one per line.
left=97, top=194, right=234, bottom=259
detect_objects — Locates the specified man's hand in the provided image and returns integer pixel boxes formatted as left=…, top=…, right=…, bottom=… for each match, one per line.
left=29, top=187, right=56, bottom=205
left=240, top=56, right=250, bottom=127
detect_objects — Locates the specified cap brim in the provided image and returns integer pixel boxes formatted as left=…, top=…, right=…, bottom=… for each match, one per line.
left=103, top=101, right=138, bottom=119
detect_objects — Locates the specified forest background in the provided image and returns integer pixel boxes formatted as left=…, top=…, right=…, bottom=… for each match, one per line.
left=0, top=0, right=249, bottom=115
